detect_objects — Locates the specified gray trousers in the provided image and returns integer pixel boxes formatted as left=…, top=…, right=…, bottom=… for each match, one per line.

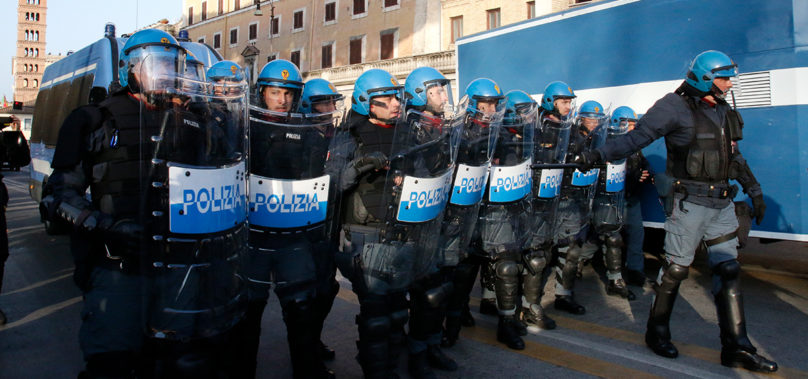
left=662, top=196, right=739, bottom=294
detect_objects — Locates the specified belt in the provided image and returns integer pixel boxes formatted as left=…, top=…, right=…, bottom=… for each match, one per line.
left=673, top=179, right=733, bottom=199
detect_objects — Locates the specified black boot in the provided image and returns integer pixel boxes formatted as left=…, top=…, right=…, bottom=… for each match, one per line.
left=607, top=278, right=637, bottom=300
left=460, top=305, right=475, bottom=327
left=520, top=304, right=556, bottom=330
left=442, top=314, right=461, bottom=347
left=283, top=300, right=333, bottom=379
left=496, top=316, right=525, bottom=350
left=646, top=263, right=688, bottom=359
left=625, top=269, right=646, bottom=287
left=479, top=298, right=498, bottom=316
left=714, top=260, right=778, bottom=373
left=426, top=344, right=457, bottom=371
left=408, top=350, right=437, bottom=379
left=554, top=295, right=585, bottom=315
left=319, top=341, right=336, bottom=361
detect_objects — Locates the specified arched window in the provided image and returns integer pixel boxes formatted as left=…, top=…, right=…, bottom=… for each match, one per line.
left=35, top=64, right=38, bottom=72
left=24, top=48, right=28, bottom=56
left=25, top=12, right=29, bottom=20
left=36, top=13, right=40, bottom=21
left=25, top=30, right=29, bottom=40
left=33, top=79, right=38, bottom=87
left=23, top=79, right=28, bottom=87
left=35, top=48, right=39, bottom=57
left=35, top=31, right=39, bottom=41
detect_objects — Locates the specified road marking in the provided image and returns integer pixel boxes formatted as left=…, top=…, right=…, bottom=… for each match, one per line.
left=463, top=320, right=669, bottom=379
left=335, top=286, right=662, bottom=378
left=336, top=276, right=802, bottom=378
left=0, top=272, right=73, bottom=296
left=0, top=296, right=82, bottom=332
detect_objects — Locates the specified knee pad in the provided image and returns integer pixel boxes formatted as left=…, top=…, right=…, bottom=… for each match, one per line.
left=714, top=259, right=741, bottom=280
left=666, top=263, right=690, bottom=282
left=605, top=233, right=623, bottom=248
left=389, top=309, right=409, bottom=329
left=357, top=314, right=391, bottom=341
left=422, top=281, right=453, bottom=308
left=495, top=260, right=520, bottom=279
left=565, top=243, right=582, bottom=261
left=525, top=252, right=547, bottom=273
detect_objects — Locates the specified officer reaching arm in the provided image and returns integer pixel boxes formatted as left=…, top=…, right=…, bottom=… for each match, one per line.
left=578, top=50, right=775, bottom=373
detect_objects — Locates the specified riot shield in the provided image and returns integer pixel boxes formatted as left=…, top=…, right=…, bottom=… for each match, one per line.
left=143, top=68, right=250, bottom=341
left=387, top=108, right=460, bottom=279
left=526, top=110, right=571, bottom=249
left=557, top=109, right=609, bottom=232
left=247, top=107, right=339, bottom=232
left=478, top=102, right=534, bottom=257
left=592, top=159, right=627, bottom=234
left=440, top=96, right=502, bottom=266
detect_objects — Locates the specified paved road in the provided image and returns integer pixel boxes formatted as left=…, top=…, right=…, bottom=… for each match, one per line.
left=1, top=168, right=806, bottom=378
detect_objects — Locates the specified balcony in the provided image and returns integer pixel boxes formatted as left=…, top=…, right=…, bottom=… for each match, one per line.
left=303, top=50, right=456, bottom=86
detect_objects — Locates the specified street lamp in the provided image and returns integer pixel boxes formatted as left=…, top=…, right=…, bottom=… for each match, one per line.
left=254, top=0, right=262, bottom=16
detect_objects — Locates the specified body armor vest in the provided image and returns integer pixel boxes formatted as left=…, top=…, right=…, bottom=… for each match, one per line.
left=666, top=96, right=731, bottom=183
left=88, top=94, right=159, bottom=222
left=348, top=119, right=395, bottom=223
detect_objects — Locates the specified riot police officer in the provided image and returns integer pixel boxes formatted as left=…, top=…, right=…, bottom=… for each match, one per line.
left=402, top=66, right=462, bottom=377
left=48, top=29, right=250, bottom=378
left=328, top=68, right=410, bottom=379
left=471, top=78, right=534, bottom=350
left=442, top=79, right=507, bottom=345
left=577, top=50, right=776, bottom=372
left=580, top=103, right=636, bottom=300
left=540, top=81, right=594, bottom=315
left=519, top=89, right=565, bottom=331
left=241, top=60, right=339, bottom=379
left=299, top=77, right=345, bottom=364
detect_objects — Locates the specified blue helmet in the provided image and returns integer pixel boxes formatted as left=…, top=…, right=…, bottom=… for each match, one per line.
left=609, top=106, right=638, bottom=135
left=119, top=28, right=186, bottom=90
left=207, top=60, right=245, bottom=82
left=541, top=81, right=576, bottom=112
left=464, top=78, right=504, bottom=112
left=504, top=90, right=538, bottom=124
left=300, top=78, right=343, bottom=113
left=256, top=59, right=304, bottom=109
left=405, top=66, right=452, bottom=112
left=578, top=100, right=605, bottom=118
left=351, top=68, right=403, bottom=116
left=685, top=50, right=738, bottom=93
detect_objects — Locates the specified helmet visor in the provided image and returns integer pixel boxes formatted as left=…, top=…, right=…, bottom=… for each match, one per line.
left=132, top=46, right=186, bottom=97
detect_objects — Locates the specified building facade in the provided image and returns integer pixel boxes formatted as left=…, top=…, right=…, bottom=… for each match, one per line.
left=180, top=0, right=599, bottom=99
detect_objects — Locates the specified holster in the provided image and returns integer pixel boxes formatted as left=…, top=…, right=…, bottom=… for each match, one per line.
left=654, top=173, right=676, bottom=217
left=734, top=201, right=752, bottom=249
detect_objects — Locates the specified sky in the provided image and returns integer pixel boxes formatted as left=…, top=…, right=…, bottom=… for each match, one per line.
left=2, top=0, right=183, bottom=102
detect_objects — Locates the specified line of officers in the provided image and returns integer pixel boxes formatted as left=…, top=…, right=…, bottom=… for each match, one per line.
left=45, top=28, right=777, bottom=378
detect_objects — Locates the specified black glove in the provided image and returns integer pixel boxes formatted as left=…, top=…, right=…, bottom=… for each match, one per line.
left=751, top=195, right=766, bottom=225
left=103, top=219, right=145, bottom=256
left=354, top=151, right=388, bottom=175
left=340, top=151, right=388, bottom=191
left=574, top=150, right=601, bottom=172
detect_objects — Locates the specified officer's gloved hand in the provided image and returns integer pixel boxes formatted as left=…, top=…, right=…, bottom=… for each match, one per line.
left=355, top=151, right=388, bottom=174
left=340, top=151, right=388, bottom=190
left=574, top=150, right=601, bottom=172
left=751, top=195, right=766, bottom=225
left=103, top=219, right=145, bottom=256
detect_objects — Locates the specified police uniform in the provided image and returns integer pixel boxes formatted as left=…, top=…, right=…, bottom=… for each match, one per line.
left=594, top=81, right=776, bottom=372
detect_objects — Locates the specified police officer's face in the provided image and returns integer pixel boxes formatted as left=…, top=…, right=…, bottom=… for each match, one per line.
left=263, top=86, right=295, bottom=112
left=582, top=117, right=599, bottom=132
left=313, top=100, right=337, bottom=113
left=369, top=94, right=401, bottom=122
left=713, top=77, right=733, bottom=94
left=555, top=98, right=572, bottom=117
left=626, top=120, right=637, bottom=131
left=426, top=85, right=449, bottom=113
left=476, top=99, right=498, bottom=114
